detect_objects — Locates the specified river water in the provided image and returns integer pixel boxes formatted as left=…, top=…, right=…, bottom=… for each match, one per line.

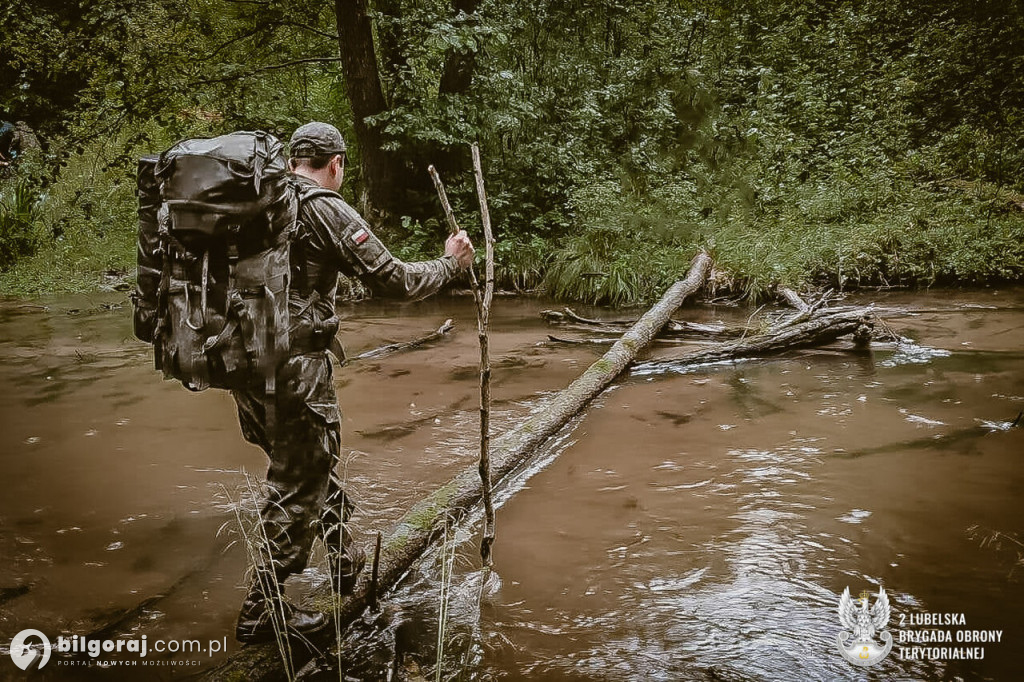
left=0, top=289, right=1021, bottom=681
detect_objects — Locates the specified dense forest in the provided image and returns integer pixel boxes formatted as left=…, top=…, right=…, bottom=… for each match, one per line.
left=1, top=0, right=1022, bottom=303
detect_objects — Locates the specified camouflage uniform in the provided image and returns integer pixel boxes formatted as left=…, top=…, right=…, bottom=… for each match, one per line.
left=232, top=176, right=460, bottom=582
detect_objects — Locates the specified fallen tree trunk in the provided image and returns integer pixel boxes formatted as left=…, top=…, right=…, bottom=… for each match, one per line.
left=203, top=251, right=713, bottom=681
left=635, top=309, right=875, bottom=370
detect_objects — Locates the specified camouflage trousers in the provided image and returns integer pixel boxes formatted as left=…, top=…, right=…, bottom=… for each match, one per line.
left=232, top=351, right=357, bottom=581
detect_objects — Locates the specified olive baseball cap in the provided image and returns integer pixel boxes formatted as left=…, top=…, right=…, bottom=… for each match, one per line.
left=289, top=122, right=346, bottom=158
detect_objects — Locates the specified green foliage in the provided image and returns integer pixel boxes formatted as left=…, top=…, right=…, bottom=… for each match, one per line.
left=391, top=216, right=448, bottom=263
left=2, top=120, right=183, bottom=294
left=2, top=0, right=1023, bottom=299
left=493, top=235, right=548, bottom=291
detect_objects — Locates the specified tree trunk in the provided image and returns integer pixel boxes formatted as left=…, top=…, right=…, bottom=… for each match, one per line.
left=334, top=0, right=400, bottom=221
left=438, top=0, right=481, bottom=97
left=333, top=0, right=486, bottom=222
left=203, top=251, right=712, bottom=681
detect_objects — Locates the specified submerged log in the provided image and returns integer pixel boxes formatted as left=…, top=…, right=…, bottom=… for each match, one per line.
left=350, top=319, right=456, bottom=362
left=546, top=334, right=701, bottom=346
left=203, top=251, right=713, bottom=681
left=542, top=307, right=742, bottom=340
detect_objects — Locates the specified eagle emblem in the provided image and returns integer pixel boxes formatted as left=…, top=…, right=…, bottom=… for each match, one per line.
left=836, top=586, right=893, bottom=666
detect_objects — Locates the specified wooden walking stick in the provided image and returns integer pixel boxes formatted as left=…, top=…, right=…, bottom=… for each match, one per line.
left=427, top=156, right=497, bottom=566
left=471, top=143, right=496, bottom=567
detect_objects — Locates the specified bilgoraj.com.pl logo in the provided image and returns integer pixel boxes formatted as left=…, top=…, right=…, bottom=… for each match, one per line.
left=7, top=628, right=227, bottom=672
left=9, top=629, right=51, bottom=671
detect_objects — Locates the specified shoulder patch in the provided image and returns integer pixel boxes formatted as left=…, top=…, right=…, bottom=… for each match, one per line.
left=351, top=228, right=369, bottom=245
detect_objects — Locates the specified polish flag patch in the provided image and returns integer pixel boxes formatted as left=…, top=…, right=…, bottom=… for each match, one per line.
left=352, top=228, right=369, bottom=245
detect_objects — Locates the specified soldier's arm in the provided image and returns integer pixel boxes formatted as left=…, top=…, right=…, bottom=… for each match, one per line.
left=364, top=244, right=461, bottom=300
left=315, top=197, right=462, bottom=299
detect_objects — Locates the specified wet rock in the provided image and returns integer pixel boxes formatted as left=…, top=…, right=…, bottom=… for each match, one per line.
left=656, top=410, right=693, bottom=426
left=0, top=584, right=30, bottom=605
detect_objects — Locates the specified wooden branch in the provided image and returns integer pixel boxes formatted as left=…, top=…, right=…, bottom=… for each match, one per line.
left=778, top=287, right=810, bottom=312
left=349, top=319, right=455, bottom=362
left=368, top=532, right=382, bottom=612
left=186, top=57, right=345, bottom=88
left=427, top=164, right=483, bottom=308
left=546, top=334, right=621, bottom=345
left=279, top=20, right=340, bottom=40
left=200, top=26, right=266, bottom=62
left=427, top=164, right=461, bottom=237
left=540, top=307, right=635, bottom=327
left=203, top=251, right=712, bottom=681
left=471, top=143, right=496, bottom=566
left=771, top=287, right=833, bottom=331
left=548, top=333, right=700, bottom=346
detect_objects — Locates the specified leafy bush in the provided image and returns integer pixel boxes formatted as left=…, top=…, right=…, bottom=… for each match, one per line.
left=0, top=179, right=40, bottom=271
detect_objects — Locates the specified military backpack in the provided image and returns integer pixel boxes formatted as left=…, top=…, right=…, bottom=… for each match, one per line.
left=132, top=130, right=297, bottom=402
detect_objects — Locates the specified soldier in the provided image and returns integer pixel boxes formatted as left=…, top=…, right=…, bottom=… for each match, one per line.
left=0, top=121, right=40, bottom=166
left=0, top=122, right=14, bottom=167
left=233, top=122, right=475, bottom=642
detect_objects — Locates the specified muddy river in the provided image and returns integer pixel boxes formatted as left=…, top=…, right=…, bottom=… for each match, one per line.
left=0, top=289, right=1022, bottom=681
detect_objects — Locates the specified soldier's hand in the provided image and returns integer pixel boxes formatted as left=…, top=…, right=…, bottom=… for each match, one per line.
left=445, top=230, right=475, bottom=270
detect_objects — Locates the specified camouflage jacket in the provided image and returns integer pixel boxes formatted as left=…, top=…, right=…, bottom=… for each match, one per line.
left=288, top=176, right=459, bottom=353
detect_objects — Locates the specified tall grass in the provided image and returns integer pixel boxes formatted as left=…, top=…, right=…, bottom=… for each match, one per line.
left=434, top=514, right=458, bottom=682
left=220, top=473, right=296, bottom=681
left=319, top=452, right=357, bottom=682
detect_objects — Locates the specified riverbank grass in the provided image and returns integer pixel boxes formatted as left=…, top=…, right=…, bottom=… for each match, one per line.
left=2, top=155, right=1022, bottom=302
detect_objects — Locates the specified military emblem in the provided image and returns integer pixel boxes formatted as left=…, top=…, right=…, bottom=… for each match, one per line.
left=837, top=586, right=893, bottom=666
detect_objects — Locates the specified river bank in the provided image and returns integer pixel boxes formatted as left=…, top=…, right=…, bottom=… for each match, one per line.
left=1, top=211, right=1022, bottom=305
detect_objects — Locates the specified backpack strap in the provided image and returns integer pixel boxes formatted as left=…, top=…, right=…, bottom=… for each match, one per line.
left=290, top=182, right=341, bottom=293
left=153, top=208, right=173, bottom=372
left=291, top=182, right=348, bottom=365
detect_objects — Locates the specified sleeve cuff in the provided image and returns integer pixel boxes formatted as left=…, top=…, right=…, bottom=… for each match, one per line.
left=441, top=254, right=460, bottom=278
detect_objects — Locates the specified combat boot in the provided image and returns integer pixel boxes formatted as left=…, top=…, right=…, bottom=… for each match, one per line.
left=235, top=580, right=330, bottom=643
left=327, top=543, right=367, bottom=595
